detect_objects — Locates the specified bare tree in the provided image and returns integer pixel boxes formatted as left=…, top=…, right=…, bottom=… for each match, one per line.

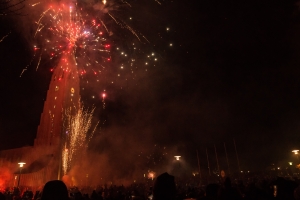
left=0, top=0, right=25, bottom=16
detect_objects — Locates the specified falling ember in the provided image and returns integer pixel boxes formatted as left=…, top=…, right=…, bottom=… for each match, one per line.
left=0, top=32, right=11, bottom=43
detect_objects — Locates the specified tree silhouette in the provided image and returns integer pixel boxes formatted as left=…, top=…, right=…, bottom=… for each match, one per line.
left=0, top=0, right=25, bottom=16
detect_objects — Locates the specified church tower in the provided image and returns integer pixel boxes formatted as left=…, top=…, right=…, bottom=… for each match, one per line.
left=34, top=51, right=80, bottom=179
left=0, top=5, right=86, bottom=187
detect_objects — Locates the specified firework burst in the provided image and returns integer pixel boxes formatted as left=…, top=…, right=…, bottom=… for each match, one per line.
left=21, top=0, right=158, bottom=83
left=31, top=1, right=111, bottom=72
left=63, top=104, right=98, bottom=175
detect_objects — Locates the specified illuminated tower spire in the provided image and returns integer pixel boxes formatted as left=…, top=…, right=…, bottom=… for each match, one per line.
left=34, top=51, right=80, bottom=179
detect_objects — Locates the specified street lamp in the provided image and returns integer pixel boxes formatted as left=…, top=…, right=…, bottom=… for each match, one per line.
left=174, top=156, right=181, bottom=161
left=292, top=150, right=299, bottom=154
left=292, top=150, right=300, bottom=163
left=174, top=156, right=181, bottom=177
left=17, top=162, right=25, bottom=188
left=148, top=172, right=155, bottom=180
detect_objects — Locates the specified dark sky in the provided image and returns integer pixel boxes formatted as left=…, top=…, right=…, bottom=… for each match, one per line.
left=1, top=0, right=300, bottom=174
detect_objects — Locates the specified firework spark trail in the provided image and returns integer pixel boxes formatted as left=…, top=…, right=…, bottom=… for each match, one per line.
left=100, top=20, right=109, bottom=34
left=108, top=13, right=141, bottom=41
left=142, top=34, right=150, bottom=43
left=121, top=0, right=131, bottom=7
left=31, top=2, right=41, bottom=7
left=34, top=8, right=51, bottom=37
left=154, top=0, right=161, bottom=5
left=19, top=69, right=27, bottom=77
left=0, top=32, right=11, bottom=43
left=20, top=46, right=39, bottom=77
left=62, top=147, right=69, bottom=175
left=63, top=104, right=98, bottom=174
left=36, top=51, right=42, bottom=71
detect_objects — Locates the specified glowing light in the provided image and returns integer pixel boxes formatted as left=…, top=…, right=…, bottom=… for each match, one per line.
left=292, top=150, right=299, bottom=154
left=174, top=156, right=181, bottom=160
left=18, top=162, right=26, bottom=167
left=148, top=171, right=155, bottom=180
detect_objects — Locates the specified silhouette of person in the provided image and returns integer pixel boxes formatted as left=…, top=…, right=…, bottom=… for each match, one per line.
left=40, top=180, right=69, bottom=200
left=0, top=192, right=5, bottom=200
left=153, top=172, right=176, bottom=200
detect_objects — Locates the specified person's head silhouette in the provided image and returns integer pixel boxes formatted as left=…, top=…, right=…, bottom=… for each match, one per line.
left=41, top=180, right=69, bottom=200
left=153, top=172, right=176, bottom=200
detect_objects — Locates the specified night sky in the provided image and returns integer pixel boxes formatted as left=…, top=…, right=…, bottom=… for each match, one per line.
left=1, top=0, right=300, bottom=174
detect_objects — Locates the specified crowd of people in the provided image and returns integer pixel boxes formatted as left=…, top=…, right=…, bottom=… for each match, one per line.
left=1, top=173, right=300, bottom=200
